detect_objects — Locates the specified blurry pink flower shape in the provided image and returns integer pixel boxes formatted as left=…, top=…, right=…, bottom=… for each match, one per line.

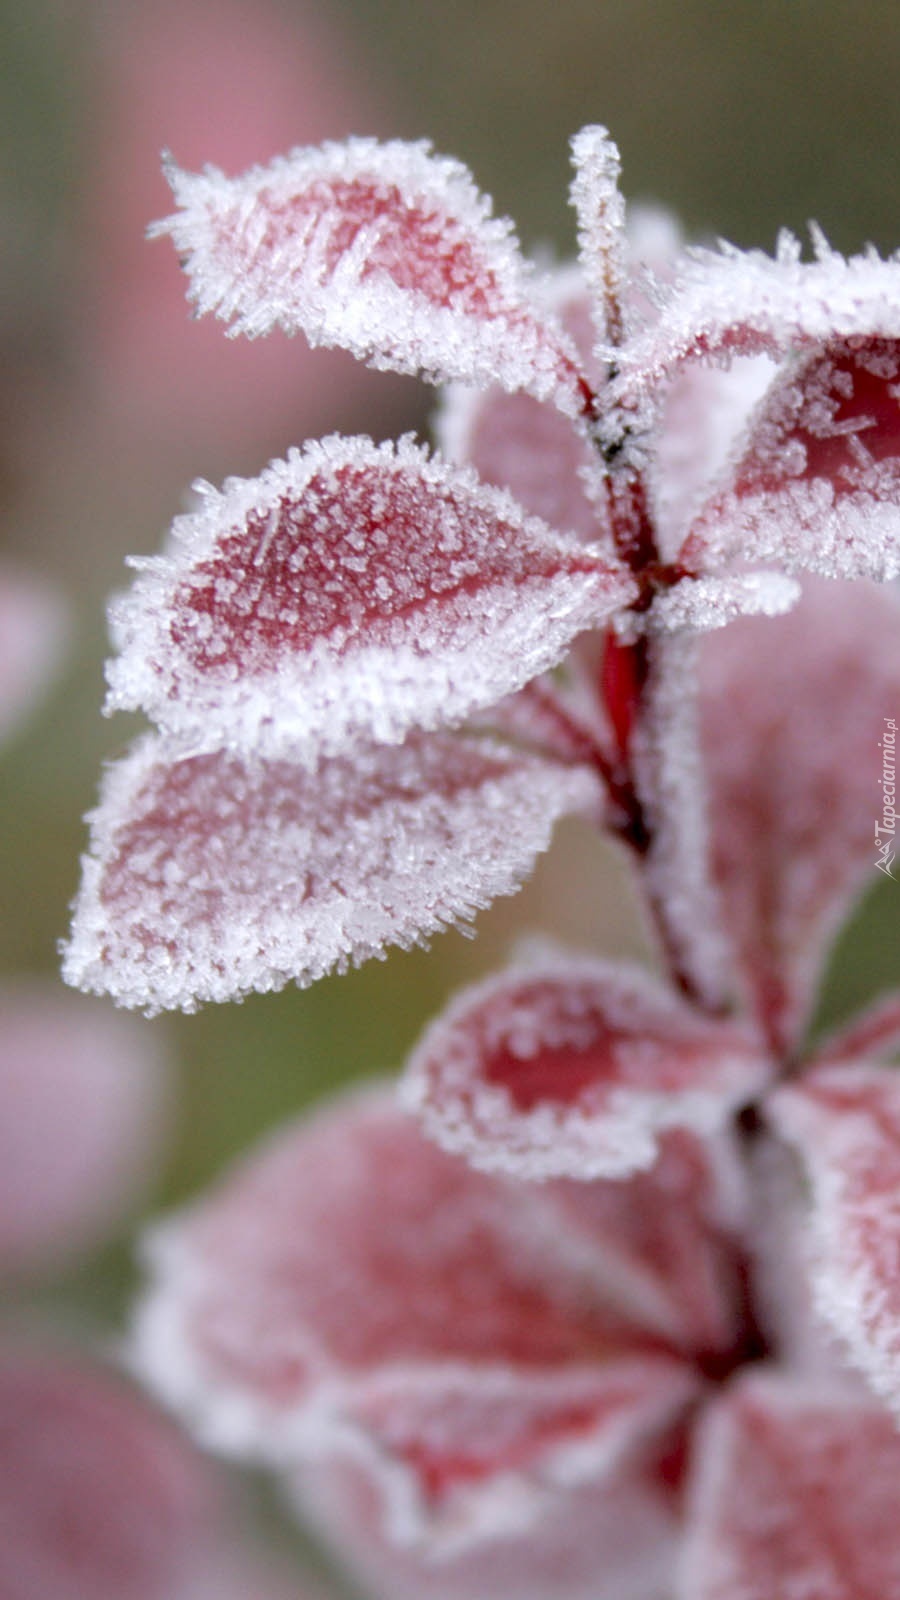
left=65, top=127, right=900, bottom=1016
left=83, top=0, right=391, bottom=445
left=0, top=569, right=68, bottom=746
left=132, top=1083, right=900, bottom=1599
left=0, top=985, right=170, bottom=1275
left=0, top=1344, right=326, bottom=1600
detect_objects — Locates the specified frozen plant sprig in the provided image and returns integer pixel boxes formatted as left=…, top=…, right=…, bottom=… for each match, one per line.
left=63, top=127, right=900, bottom=1598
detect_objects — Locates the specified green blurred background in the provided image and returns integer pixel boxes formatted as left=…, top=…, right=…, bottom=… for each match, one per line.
left=1, top=0, right=898, bottom=1315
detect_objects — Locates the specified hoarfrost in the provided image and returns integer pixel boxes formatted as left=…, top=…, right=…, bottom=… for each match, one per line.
left=62, top=731, right=601, bottom=1013
left=680, top=1373, right=900, bottom=1599
left=132, top=1088, right=696, bottom=1546
left=685, top=339, right=900, bottom=581
left=770, top=1064, right=900, bottom=1417
left=153, top=139, right=586, bottom=413
left=105, top=436, right=635, bottom=765
left=403, top=957, right=768, bottom=1180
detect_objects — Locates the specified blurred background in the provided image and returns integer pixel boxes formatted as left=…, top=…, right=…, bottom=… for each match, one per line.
left=1, top=0, right=899, bottom=1582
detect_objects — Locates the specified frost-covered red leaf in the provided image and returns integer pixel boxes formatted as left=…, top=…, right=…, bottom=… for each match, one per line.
left=0, top=1349, right=215, bottom=1600
left=0, top=986, right=169, bottom=1274
left=768, top=1062, right=900, bottom=1413
left=297, top=1452, right=680, bottom=1600
left=650, top=354, right=777, bottom=556
left=544, top=1128, right=749, bottom=1358
left=404, top=957, right=769, bottom=1180
left=608, top=239, right=900, bottom=418
left=133, top=1090, right=696, bottom=1545
left=679, top=1373, right=900, bottom=1599
left=684, top=337, right=900, bottom=581
left=437, top=381, right=608, bottom=545
left=699, top=578, right=900, bottom=1055
left=62, top=731, right=601, bottom=1013
left=154, top=138, right=587, bottom=411
left=105, top=436, right=634, bottom=763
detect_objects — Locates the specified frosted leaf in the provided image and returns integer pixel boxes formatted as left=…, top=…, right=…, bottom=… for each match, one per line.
left=569, top=127, right=627, bottom=348
left=434, top=264, right=612, bottom=549
left=813, top=990, right=900, bottom=1069
left=632, top=635, right=730, bottom=1008
left=637, top=571, right=799, bottom=635
left=651, top=355, right=778, bottom=557
left=769, top=1063, right=900, bottom=1415
left=105, top=436, right=635, bottom=764
left=685, top=338, right=900, bottom=581
left=62, top=731, right=602, bottom=1014
left=0, top=1348, right=215, bottom=1600
left=699, top=579, right=900, bottom=1056
left=403, top=957, right=769, bottom=1181
left=337, top=1359, right=695, bottom=1551
left=740, top=1134, right=856, bottom=1382
left=436, top=382, right=609, bottom=546
left=679, top=1372, right=900, bottom=1599
left=0, top=985, right=170, bottom=1275
left=133, top=1088, right=695, bottom=1544
left=0, top=570, right=68, bottom=745
left=295, top=1452, right=680, bottom=1600
left=472, top=673, right=613, bottom=772
left=609, top=242, right=900, bottom=417
left=153, top=139, right=587, bottom=413
left=543, top=1127, right=750, bottom=1356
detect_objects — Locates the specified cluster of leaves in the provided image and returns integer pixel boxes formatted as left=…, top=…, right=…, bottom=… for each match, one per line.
left=65, top=127, right=900, bottom=1597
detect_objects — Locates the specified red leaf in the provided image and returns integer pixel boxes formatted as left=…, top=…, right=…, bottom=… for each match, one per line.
left=133, top=1089, right=695, bottom=1543
left=545, top=1128, right=750, bottom=1358
left=105, top=437, right=634, bottom=763
left=681, top=1373, right=900, bottom=1599
left=699, top=578, right=900, bottom=1056
left=769, top=1062, right=900, bottom=1412
left=154, top=139, right=587, bottom=412
left=296, top=1452, right=680, bottom=1600
left=684, top=338, right=900, bottom=582
left=607, top=240, right=900, bottom=420
left=403, top=957, right=768, bottom=1180
left=63, top=732, right=602, bottom=1013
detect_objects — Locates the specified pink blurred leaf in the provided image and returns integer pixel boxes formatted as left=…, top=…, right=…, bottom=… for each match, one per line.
left=0, top=571, right=68, bottom=746
left=105, top=436, right=634, bottom=763
left=813, top=990, right=900, bottom=1068
left=133, top=1089, right=695, bottom=1545
left=436, top=380, right=609, bottom=546
left=650, top=355, right=777, bottom=557
left=154, top=139, right=587, bottom=411
left=0, top=986, right=169, bottom=1274
left=0, top=1349, right=215, bottom=1600
left=403, top=956, right=768, bottom=1181
left=769, top=1062, right=900, bottom=1412
left=544, top=1128, right=750, bottom=1358
left=296, top=1451, right=681, bottom=1600
left=63, top=732, right=602, bottom=1013
left=680, top=1373, right=900, bottom=1599
left=699, top=579, right=900, bottom=1055
left=684, top=338, right=900, bottom=581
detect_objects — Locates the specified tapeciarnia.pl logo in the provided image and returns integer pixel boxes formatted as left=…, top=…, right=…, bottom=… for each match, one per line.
left=875, top=716, right=897, bottom=878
